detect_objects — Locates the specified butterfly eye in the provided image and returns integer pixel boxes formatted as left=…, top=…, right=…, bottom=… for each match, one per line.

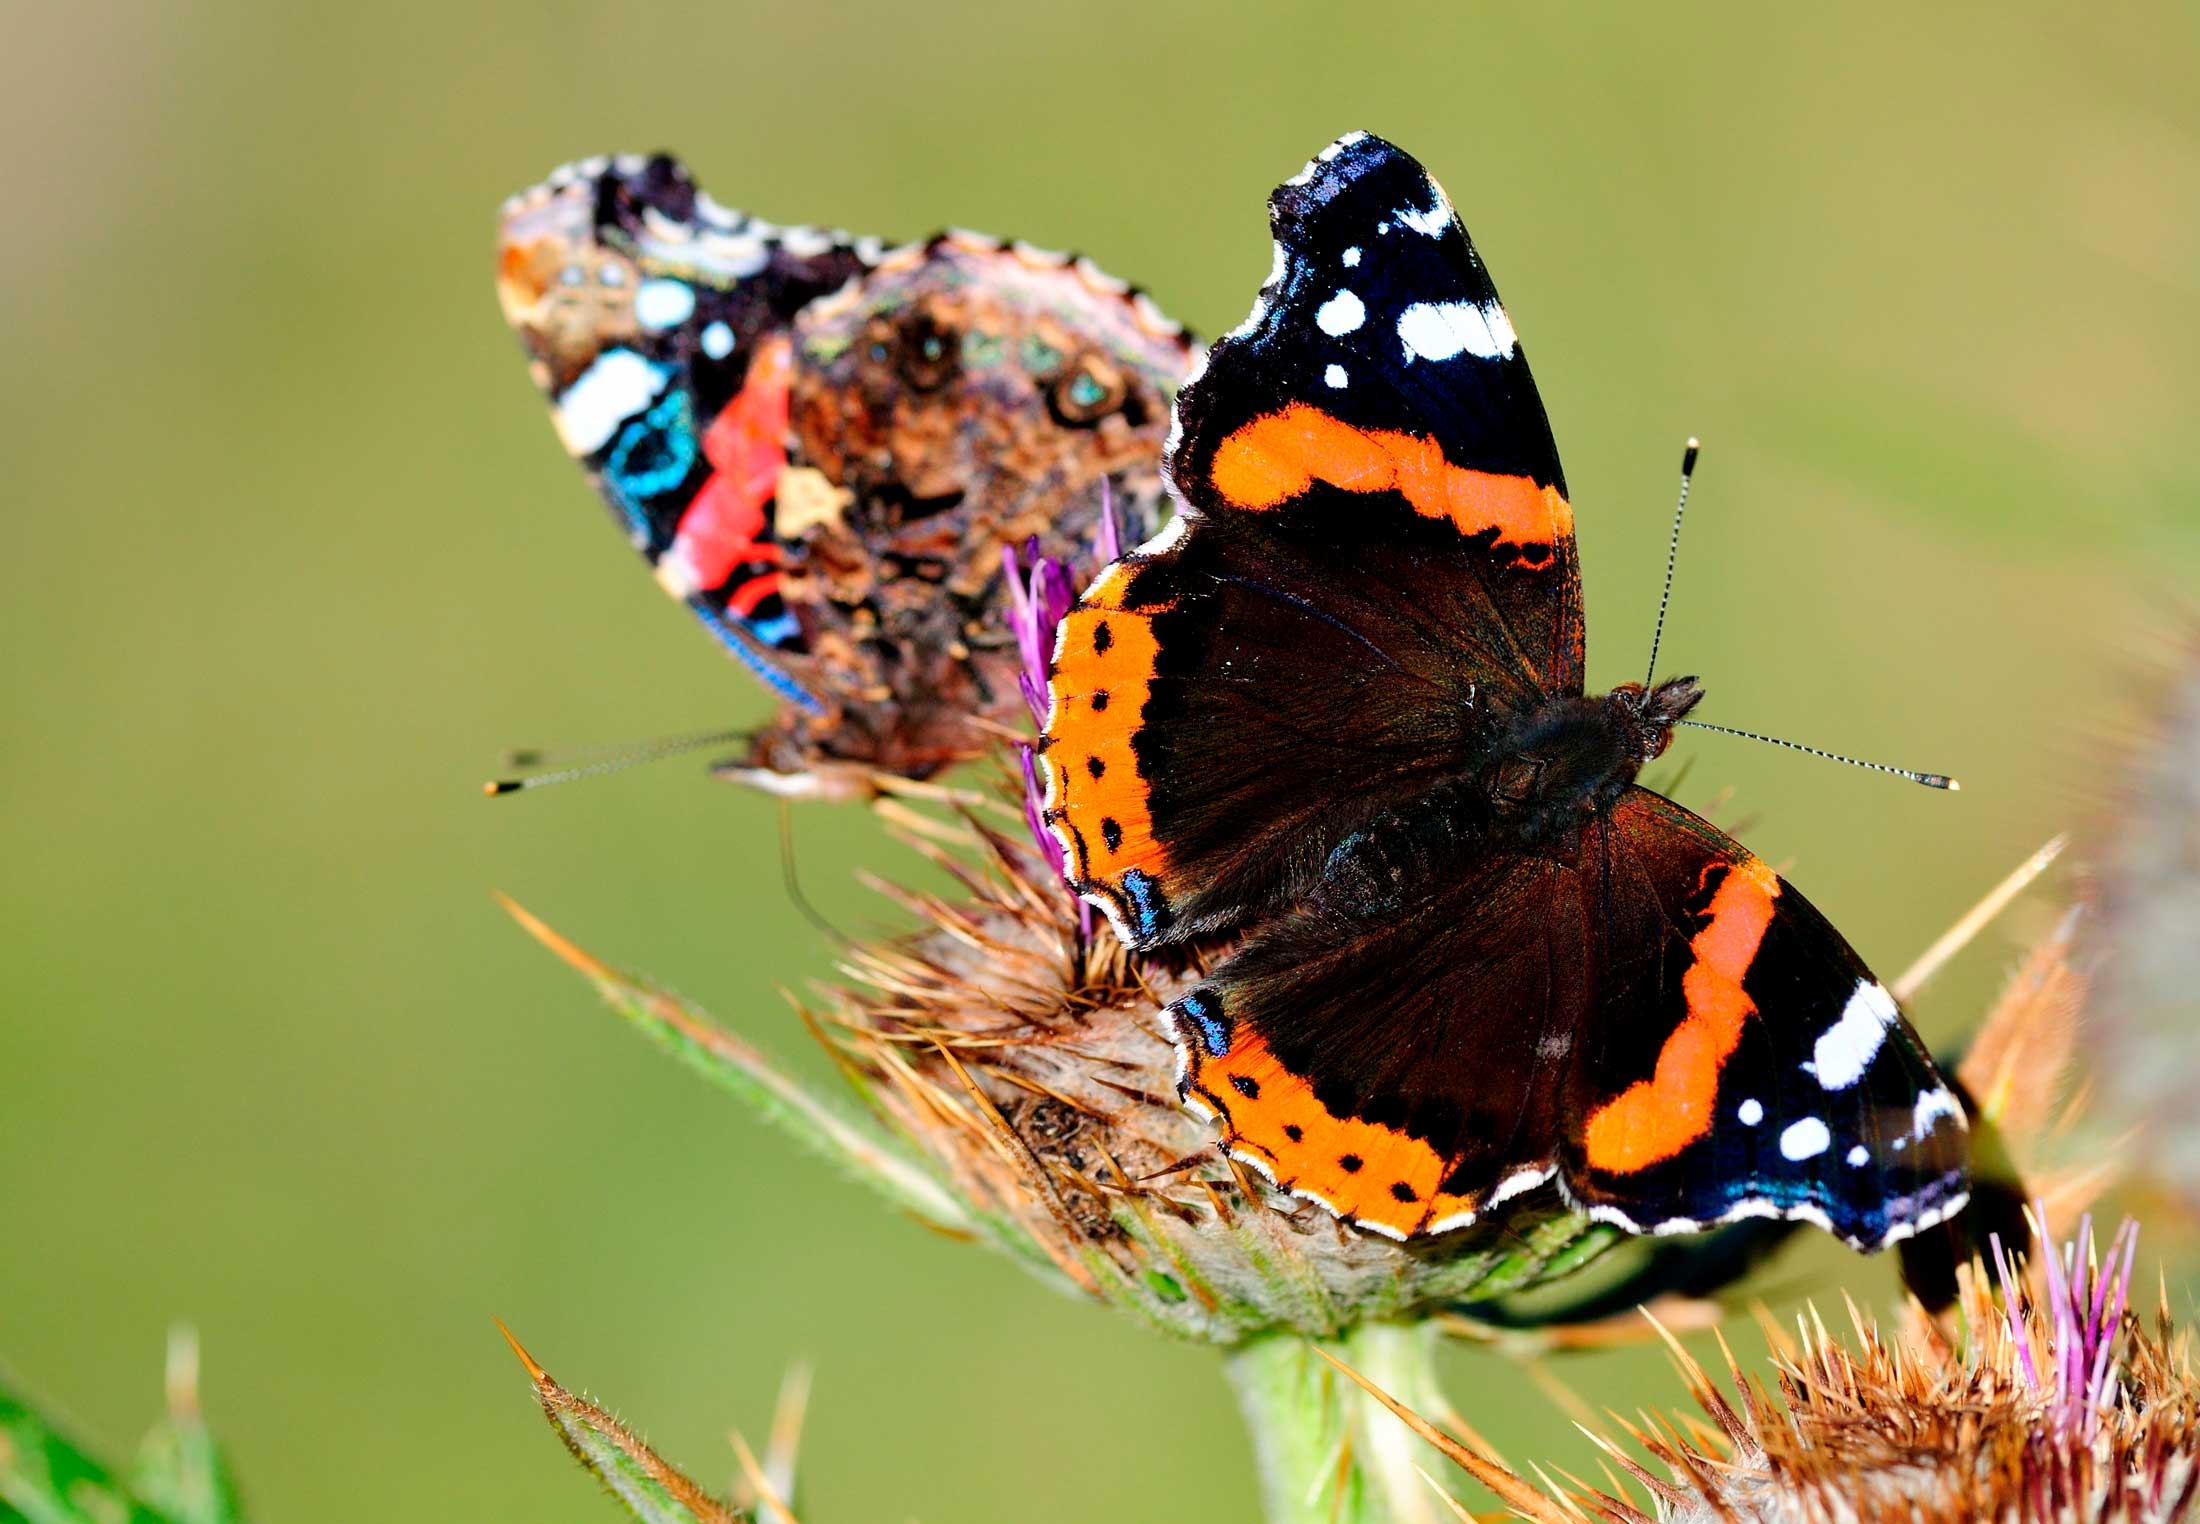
left=892, top=310, right=961, bottom=393
left=1048, top=354, right=1127, bottom=427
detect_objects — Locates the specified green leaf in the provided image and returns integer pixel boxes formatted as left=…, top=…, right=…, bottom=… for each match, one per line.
left=498, top=1323, right=744, bottom=1524
left=1, top=1381, right=184, bottom=1524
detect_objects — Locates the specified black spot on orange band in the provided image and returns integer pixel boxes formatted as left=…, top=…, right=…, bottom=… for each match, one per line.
left=1180, top=1024, right=1496, bottom=1237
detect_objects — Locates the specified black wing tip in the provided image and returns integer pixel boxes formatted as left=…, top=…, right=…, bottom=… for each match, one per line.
left=1269, top=130, right=1422, bottom=219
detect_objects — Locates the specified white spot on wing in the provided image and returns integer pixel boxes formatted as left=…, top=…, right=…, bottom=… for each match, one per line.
left=1847, top=1145, right=1870, bottom=1167
left=781, top=225, right=837, bottom=259
left=1808, top=979, right=1897, bottom=1090
left=653, top=546, right=701, bottom=599
left=1913, top=1086, right=1965, bottom=1137
left=1779, top=1117, right=1831, bottom=1161
left=688, top=231, right=771, bottom=280
left=633, top=278, right=696, bottom=331
left=1323, top=363, right=1348, bottom=389
left=1397, top=301, right=1516, bottom=362
left=554, top=349, right=666, bottom=456
left=1396, top=183, right=1454, bottom=238
left=1737, top=1098, right=1763, bottom=1126
left=700, top=321, right=734, bottom=360
left=1315, top=289, right=1365, bottom=336
left=1342, top=246, right=1361, bottom=267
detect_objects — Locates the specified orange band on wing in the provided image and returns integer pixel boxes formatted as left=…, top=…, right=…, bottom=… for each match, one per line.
left=1188, top=1027, right=1481, bottom=1239
left=1041, top=564, right=1171, bottom=888
left=1582, top=857, right=1781, bottom=1174
left=1208, top=403, right=1572, bottom=565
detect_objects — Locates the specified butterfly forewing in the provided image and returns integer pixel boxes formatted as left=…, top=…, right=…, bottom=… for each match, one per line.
left=1043, top=131, right=1584, bottom=948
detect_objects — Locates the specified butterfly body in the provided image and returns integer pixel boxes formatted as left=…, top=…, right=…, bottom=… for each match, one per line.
left=1477, top=677, right=1703, bottom=850
left=1041, top=132, right=1968, bottom=1250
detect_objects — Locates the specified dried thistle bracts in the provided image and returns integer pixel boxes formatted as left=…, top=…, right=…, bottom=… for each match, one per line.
left=810, top=810, right=1622, bottom=1343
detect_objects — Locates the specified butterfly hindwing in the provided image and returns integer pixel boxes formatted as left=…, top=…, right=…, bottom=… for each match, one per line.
left=1563, top=789, right=1970, bottom=1247
left=1159, top=784, right=1966, bottom=1248
left=1163, top=779, right=1576, bottom=1239
left=1043, top=132, right=1582, bottom=947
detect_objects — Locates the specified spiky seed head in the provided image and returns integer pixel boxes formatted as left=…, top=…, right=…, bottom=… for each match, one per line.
left=1380, top=1217, right=2200, bottom=1524
left=812, top=810, right=1619, bottom=1344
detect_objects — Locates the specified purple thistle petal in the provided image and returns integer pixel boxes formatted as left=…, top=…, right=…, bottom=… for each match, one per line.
left=2084, top=1221, right=2140, bottom=1430
left=2085, top=1212, right=2117, bottom=1338
left=1001, top=519, right=1111, bottom=936
left=2003, top=1205, right=2144, bottom=1439
left=1991, top=1231, right=2042, bottom=1392
left=1002, top=542, right=1032, bottom=627
left=1096, top=476, right=1122, bottom=565
left=1019, top=744, right=1065, bottom=880
left=1004, top=537, right=1077, bottom=731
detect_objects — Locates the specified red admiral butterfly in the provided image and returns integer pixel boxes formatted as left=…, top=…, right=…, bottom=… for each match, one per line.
left=498, top=154, right=1193, bottom=794
left=1039, top=133, right=1969, bottom=1249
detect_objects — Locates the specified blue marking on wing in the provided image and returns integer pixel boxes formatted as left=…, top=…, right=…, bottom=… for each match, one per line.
left=1122, top=868, right=1165, bottom=939
left=747, top=609, right=801, bottom=647
left=603, top=391, right=699, bottom=503
left=688, top=599, right=825, bottom=714
left=1174, top=990, right=1232, bottom=1056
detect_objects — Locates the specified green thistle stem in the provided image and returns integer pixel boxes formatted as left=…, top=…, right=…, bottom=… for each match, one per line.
left=1225, top=1323, right=1454, bottom=1524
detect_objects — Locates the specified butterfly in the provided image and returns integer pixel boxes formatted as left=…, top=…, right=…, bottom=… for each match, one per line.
left=1037, top=132, right=1969, bottom=1249
left=497, top=153, right=1194, bottom=795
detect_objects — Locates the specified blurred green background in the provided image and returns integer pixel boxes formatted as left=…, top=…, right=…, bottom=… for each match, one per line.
left=4, top=2, right=2197, bottom=1518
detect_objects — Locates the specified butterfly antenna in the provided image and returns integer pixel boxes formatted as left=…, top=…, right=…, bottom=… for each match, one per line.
left=1644, top=438, right=1701, bottom=689
left=482, top=728, right=746, bottom=796
left=1675, top=719, right=1959, bottom=790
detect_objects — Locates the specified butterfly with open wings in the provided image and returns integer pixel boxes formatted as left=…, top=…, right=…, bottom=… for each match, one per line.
left=1039, top=132, right=1969, bottom=1250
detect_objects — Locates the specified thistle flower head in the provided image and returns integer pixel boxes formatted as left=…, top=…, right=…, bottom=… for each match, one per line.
left=815, top=814, right=1618, bottom=1342
left=924, top=483, right=1618, bottom=1336
left=1621, top=1218, right=2195, bottom=1523
left=1367, top=1213, right=2200, bottom=1524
